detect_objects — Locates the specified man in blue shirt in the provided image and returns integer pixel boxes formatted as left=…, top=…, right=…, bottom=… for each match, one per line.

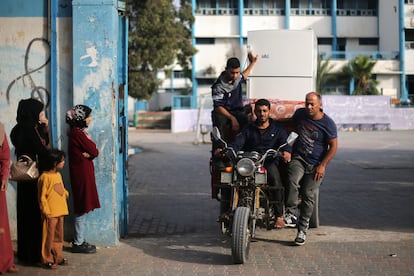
left=284, top=92, right=338, bottom=245
left=217, top=99, right=292, bottom=229
left=211, top=52, right=258, bottom=142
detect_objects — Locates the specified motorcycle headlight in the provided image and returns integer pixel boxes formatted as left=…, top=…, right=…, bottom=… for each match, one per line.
left=236, top=158, right=255, bottom=176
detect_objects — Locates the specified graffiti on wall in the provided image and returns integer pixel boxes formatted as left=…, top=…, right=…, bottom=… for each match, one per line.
left=6, top=37, right=51, bottom=108
left=80, top=46, right=98, bottom=67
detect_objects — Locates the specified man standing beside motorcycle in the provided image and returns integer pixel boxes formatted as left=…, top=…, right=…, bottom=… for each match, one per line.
left=284, top=92, right=338, bottom=245
left=216, top=98, right=292, bottom=229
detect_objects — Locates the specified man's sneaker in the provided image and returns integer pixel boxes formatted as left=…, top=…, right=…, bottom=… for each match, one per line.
left=294, top=230, right=306, bottom=246
left=72, top=241, right=97, bottom=254
left=284, top=213, right=297, bottom=228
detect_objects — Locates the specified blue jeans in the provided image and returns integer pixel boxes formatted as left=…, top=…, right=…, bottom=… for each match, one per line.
left=285, top=156, right=321, bottom=233
left=73, top=213, right=86, bottom=245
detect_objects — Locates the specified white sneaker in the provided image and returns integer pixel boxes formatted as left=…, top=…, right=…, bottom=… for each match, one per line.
left=284, top=212, right=297, bottom=228
left=295, top=230, right=306, bottom=246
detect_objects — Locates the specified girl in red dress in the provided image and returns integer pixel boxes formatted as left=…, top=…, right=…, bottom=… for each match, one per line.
left=66, top=105, right=100, bottom=254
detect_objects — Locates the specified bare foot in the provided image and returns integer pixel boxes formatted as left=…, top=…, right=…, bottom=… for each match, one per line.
left=7, top=264, right=19, bottom=273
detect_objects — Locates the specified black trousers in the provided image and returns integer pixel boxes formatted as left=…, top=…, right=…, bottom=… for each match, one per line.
left=265, top=161, right=284, bottom=218
left=211, top=109, right=248, bottom=143
left=17, top=181, right=42, bottom=264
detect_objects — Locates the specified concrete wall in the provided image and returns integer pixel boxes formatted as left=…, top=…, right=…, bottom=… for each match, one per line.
left=172, top=95, right=414, bottom=133
left=322, top=95, right=414, bottom=130
left=0, top=0, right=126, bottom=245
left=0, top=0, right=73, bottom=239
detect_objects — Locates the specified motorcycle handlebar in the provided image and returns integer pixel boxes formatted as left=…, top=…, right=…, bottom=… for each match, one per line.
left=219, top=147, right=281, bottom=164
left=258, top=149, right=282, bottom=163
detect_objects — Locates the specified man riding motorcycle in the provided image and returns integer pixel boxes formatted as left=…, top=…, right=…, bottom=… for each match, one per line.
left=215, top=99, right=292, bottom=229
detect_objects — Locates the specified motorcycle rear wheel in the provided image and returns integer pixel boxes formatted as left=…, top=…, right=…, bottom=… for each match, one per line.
left=231, top=207, right=251, bottom=264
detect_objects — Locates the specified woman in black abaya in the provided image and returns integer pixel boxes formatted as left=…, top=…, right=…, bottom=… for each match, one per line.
left=10, top=98, right=50, bottom=265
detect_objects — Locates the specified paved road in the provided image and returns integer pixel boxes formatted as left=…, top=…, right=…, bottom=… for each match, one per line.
left=16, top=129, right=414, bottom=275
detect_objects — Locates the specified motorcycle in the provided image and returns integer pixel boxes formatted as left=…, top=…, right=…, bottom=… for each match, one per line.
left=211, top=127, right=298, bottom=264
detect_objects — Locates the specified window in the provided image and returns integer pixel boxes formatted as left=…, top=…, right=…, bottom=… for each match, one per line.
left=197, top=78, right=216, bottom=85
left=196, top=38, right=215, bottom=45
left=197, top=0, right=216, bottom=9
left=337, top=0, right=377, bottom=13
left=261, top=0, right=285, bottom=9
left=406, top=29, right=414, bottom=41
left=173, top=71, right=185, bottom=79
left=318, top=37, right=332, bottom=45
left=366, top=0, right=378, bottom=9
left=337, top=38, right=346, bottom=51
left=359, top=38, right=378, bottom=46
left=291, top=0, right=299, bottom=8
left=407, top=76, right=414, bottom=102
left=406, top=29, right=414, bottom=49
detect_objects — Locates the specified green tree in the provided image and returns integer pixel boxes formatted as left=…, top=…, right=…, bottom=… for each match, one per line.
left=316, top=54, right=335, bottom=94
left=127, top=0, right=197, bottom=100
left=342, top=55, right=379, bottom=95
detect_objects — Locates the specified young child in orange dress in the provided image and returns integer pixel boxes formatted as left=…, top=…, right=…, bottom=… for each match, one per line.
left=37, top=149, right=69, bottom=269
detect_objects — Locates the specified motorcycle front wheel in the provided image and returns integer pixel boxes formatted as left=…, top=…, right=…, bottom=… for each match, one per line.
left=231, top=207, right=251, bottom=264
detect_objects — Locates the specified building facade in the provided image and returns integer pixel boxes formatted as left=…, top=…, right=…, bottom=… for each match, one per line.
left=170, top=0, right=414, bottom=108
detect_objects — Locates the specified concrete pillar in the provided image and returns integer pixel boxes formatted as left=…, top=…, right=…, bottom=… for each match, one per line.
left=72, top=0, right=121, bottom=246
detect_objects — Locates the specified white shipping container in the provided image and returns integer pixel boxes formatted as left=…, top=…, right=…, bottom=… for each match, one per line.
left=246, top=29, right=318, bottom=100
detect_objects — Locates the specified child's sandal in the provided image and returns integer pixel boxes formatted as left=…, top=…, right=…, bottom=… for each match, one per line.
left=58, top=258, right=69, bottom=265
left=45, top=262, right=58, bottom=269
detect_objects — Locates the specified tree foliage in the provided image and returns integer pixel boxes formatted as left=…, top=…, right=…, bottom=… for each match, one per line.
left=316, top=54, right=335, bottom=94
left=127, top=0, right=197, bottom=100
left=342, top=55, right=379, bottom=95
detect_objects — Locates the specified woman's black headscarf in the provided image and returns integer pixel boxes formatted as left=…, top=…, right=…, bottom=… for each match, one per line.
left=10, top=98, right=48, bottom=160
left=16, top=98, right=44, bottom=126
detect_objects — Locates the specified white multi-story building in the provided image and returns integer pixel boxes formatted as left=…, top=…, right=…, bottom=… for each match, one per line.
left=159, top=0, right=414, bottom=110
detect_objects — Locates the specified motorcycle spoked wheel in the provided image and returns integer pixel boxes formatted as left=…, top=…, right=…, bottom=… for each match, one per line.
left=231, top=207, right=251, bottom=264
